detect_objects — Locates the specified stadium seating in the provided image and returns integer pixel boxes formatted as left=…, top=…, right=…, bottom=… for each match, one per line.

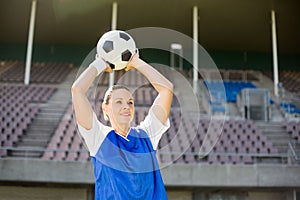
left=41, top=83, right=180, bottom=161
left=202, top=80, right=257, bottom=114
left=95, top=70, right=151, bottom=87
left=0, top=61, right=17, bottom=75
left=263, top=70, right=300, bottom=117
left=203, top=80, right=256, bottom=103
left=0, top=84, right=56, bottom=156
left=280, top=102, right=300, bottom=115
left=0, top=60, right=293, bottom=166
left=280, top=71, right=300, bottom=95
left=158, top=113, right=280, bottom=165
left=0, top=60, right=74, bottom=157
left=0, top=61, right=73, bottom=83
left=194, top=69, right=259, bottom=82
left=40, top=80, right=282, bottom=165
left=284, top=121, right=300, bottom=143
left=32, top=65, right=286, bottom=164
left=41, top=104, right=90, bottom=161
left=263, top=70, right=300, bottom=97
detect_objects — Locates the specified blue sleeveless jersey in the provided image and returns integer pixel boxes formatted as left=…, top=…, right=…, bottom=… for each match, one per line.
left=78, top=110, right=170, bottom=200
left=91, top=128, right=168, bottom=200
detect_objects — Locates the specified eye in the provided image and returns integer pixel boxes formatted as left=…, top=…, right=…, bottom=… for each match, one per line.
left=128, top=101, right=134, bottom=105
left=116, top=100, right=122, bottom=104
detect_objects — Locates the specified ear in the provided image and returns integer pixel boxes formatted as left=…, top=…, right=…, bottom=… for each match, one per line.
left=102, top=103, right=109, bottom=121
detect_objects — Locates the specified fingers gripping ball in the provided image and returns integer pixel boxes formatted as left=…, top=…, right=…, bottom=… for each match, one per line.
left=97, top=30, right=136, bottom=71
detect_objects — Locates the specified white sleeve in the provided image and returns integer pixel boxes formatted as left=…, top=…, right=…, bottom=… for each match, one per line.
left=138, top=109, right=170, bottom=150
left=77, top=112, right=112, bottom=156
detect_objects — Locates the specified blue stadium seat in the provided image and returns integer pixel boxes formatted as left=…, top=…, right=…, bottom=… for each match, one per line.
left=204, top=80, right=256, bottom=103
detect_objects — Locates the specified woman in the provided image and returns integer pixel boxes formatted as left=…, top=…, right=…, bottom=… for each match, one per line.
left=71, top=47, right=173, bottom=199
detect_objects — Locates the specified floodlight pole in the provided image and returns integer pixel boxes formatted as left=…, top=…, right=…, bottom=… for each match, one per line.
left=193, top=6, right=199, bottom=94
left=24, top=0, right=37, bottom=85
left=271, top=10, right=279, bottom=97
left=109, top=2, right=118, bottom=88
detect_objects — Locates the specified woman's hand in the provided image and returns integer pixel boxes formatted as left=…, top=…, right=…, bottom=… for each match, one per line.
left=95, top=54, right=113, bottom=73
left=104, top=65, right=113, bottom=73
left=124, top=49, right=140, bottom=72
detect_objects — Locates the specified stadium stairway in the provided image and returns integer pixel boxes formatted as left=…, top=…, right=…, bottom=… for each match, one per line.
left=255, top=121, right=290, bottom=163
left=8, top=68, right=78, bottom=158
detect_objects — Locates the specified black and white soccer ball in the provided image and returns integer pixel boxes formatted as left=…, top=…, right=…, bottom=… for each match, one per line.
left=96, top=30, right=136, bottom=70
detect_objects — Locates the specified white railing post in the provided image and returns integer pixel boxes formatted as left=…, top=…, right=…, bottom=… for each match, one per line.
left=109, top=2, right=118, bottom=88
left=271, top=10, right=279, bottom=97
left=24, top=0, right=37, bottom=85
left=193, top=6, right=199, bottom=94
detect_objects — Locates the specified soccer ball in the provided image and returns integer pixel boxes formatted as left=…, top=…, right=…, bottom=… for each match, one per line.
left=96, top=30, right=136, bottom=70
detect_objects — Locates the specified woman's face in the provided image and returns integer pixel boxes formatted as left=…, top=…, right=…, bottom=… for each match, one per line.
left=106, top=88, right=134, bottom=125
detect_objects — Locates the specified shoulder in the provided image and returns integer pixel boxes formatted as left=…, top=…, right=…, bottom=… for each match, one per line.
left=137, top=109, right=170, bottom=134
left=130, top=127, right=148, bottom=136
left=77, top=112, right=113, bottom=156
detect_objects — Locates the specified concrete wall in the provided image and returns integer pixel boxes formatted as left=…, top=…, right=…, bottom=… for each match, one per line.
left=0, top=158, right=299, bottom=200
left=248, top=191, right=295, bottom=200
left=161, top=163, right=300, bottom=187
left=0, top=186, right=89, bottom=200
left=0, top=186, right=296, bottom=200
left=167, top=190, right=193, bottom=200
left=1, top=158, right=300, bottom=188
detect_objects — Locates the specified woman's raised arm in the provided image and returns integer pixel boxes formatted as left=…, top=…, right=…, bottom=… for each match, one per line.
left=126, top=52, right=174, bottom=124
left=71, top=58, right=111, bottom=130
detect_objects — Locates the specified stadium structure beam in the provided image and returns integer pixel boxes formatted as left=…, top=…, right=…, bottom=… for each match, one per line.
left=193, top=6, right=199, bottom=94
left=109, top=2, right=118, bottom=88
left=271, top=10, right=279, bottom=97
left=24, top=0, right=37, bottom=85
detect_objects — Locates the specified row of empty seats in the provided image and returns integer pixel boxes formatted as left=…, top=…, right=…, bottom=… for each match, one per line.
left=0, top=84, right=57, bottom=156
left=284, top=121, right=300, bottom=143
left=86, top=85, right=179, bottom=109
left=43, top=102, right=280, bottom=164
left=0, top=84, right=56, bottom=103
left=204, top=80, right=256, bottom=103
left=263, top=70, right=300, bottom=97
left=202, top=80, right=257, bottom=114
left=0, top=61, right=17, bottom=74
left=159, top=116, right=279, bottom=165
left=280, top=102, right=300, bottom=115
left=189, top=69, right=259, bottom=81
left=0, top=61, right=73, bottom=83
left=96, top=70, right=151, bottom=86
left=95, top=65, right=185, bottom=95
left=263, top=70, right=300, bottom=117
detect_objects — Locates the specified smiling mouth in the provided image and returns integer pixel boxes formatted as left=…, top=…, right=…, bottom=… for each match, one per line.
left=120, top=113, right=131, bottom=117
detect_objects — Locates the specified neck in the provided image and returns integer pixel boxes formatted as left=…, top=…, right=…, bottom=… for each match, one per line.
left=112, top=123, right=130, bottom=137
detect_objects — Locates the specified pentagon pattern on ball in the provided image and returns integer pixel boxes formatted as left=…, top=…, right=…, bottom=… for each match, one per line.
left=121, top=50, right=132, bottom=62
left=102, top=41, right=114, bottom=53
left=119, top=32, right=130, bottom=41
left=107, top=61, right=115, bottom=69
left=96, top=30, right=136, bottom=70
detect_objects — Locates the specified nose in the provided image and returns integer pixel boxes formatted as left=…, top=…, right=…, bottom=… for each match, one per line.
left=123, top=102, right=130, bottom=109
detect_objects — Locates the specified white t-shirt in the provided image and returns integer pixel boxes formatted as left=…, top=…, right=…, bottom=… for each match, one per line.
left=77, top=108, right=170, bottom=157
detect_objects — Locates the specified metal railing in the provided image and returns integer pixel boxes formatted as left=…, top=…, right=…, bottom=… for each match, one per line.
left=288, top=140, right=300, bottom=164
